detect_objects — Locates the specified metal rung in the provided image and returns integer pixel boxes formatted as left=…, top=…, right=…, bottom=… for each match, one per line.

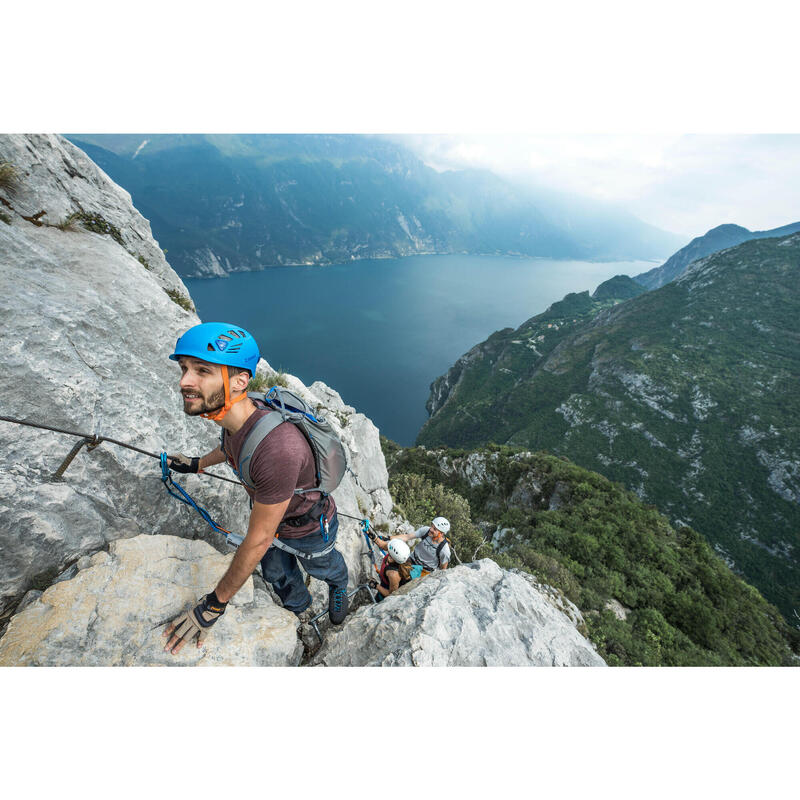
left=52, top=436, right=101, bottom=480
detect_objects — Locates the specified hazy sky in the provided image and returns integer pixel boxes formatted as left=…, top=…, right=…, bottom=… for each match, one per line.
left=395, top=134, right=800, bottom=239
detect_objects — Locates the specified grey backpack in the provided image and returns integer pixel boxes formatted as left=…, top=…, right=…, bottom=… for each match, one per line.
left=223, top=387, right=348, bottom=497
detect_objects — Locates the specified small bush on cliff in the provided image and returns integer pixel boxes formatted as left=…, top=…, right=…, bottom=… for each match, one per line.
left=72, top=211, right=124, bottom=244
left=164, top=288, right=195, bottom=313
left=54, top=212, right=82, bottom=232
left=0, top=161, right=20, bottom=195
left=134, top=253, right=152, bottom=270
left=248, top=371, right=288, bottom=392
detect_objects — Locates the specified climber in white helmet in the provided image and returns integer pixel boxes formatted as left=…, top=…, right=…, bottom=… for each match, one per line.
left=368, top=538, right=413, bottom=600
left=375, top=516, right=451, bottom=575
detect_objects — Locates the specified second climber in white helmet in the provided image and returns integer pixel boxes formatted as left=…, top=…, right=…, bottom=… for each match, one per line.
left=368, top=538, right=413, bottom=600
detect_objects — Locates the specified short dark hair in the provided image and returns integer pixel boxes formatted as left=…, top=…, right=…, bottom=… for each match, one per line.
left=226, top=364, right=251, bottom=379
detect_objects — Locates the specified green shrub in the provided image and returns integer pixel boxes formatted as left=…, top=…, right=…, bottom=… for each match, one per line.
left=69, top=211, right=124, bottom=244
left=389, top=472, right=484, bottom=565
left=54, top=212, right=82, bottom=232
left=248, top=370, right=288, bottom=392
left=0, top=210, right=10, bottom=225
left=164, top=288, right=195, bottom=312
left=0, top=161, right=20, bottom=195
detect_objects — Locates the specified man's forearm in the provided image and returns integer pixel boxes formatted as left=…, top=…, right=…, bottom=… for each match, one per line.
left=199, top=447, right=226, bottom=470
left=214, top=533, right=273, bottom=603
left=213, top=499, right=290, bottom=603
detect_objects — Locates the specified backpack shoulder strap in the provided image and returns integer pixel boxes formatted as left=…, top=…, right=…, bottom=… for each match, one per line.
left=238, top=410, right=284, bottom=489
left=436, top=537, right=450, bottom=561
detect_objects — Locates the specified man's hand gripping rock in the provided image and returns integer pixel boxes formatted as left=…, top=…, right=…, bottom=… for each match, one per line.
left=162, top=591, right=227, bottom=655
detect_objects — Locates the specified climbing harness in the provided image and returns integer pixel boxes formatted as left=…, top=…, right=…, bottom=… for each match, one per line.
left=161, top=456, right=341, bottom=558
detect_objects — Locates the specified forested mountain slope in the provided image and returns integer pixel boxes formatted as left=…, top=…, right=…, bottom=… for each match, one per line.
left=384, top=443, right=799, bottom=665
left=418, top=235, right=800, bottom=622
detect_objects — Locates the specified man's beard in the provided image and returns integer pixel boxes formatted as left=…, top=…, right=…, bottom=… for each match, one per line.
left=182, top=388, right=225, bottom=416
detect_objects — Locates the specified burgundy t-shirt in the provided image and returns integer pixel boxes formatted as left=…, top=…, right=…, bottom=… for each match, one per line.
left=222, top=408, right=335, bottom=539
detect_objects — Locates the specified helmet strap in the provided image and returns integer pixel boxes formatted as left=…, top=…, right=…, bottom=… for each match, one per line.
left=201, top=366, right=247, bottom=422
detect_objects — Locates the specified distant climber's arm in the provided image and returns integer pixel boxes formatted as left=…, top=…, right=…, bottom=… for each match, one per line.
left=377, top=571, right=401, bottom=597
left=213, top=498, right=291, bottom=603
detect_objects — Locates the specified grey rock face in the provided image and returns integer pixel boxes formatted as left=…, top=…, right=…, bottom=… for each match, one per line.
left=0, top=134, right=186, bottom=297
left=311, top=560, right=605, bottom=667
left=0, top=136, right=250, bottom=619
left=0, top=535, right=302, bottom=666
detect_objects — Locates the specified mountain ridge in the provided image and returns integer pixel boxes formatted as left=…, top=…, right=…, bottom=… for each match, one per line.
left=65, top=134, right=683, bottom=278
left=634, top=220, right=800, bottom=290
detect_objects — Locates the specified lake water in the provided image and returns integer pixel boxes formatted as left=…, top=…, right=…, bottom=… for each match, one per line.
left=185, top=255, right=656, bottom=445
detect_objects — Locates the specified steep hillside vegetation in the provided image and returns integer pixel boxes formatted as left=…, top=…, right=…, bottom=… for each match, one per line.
left=384, top=442, right=799, bottom=666
left=65, top=134, right=681, bottom=277
left=418, top=235, right=800, bottom=623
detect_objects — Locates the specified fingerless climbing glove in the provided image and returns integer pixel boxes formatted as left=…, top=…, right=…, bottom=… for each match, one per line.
left=163, top=591, right=227, bottom=652
left=169, top=453, right=200, bottom=473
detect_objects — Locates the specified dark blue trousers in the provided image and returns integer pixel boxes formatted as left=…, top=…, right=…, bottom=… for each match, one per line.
left=259, top=513, right=348, bottom=614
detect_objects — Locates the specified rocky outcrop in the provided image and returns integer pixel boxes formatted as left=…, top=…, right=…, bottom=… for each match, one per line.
left=425, top=340, right=496, bottom=418
left=0, top=134, right=238, bottom=619
left=0, top=535, right=302, bottom=666
left=311, top=560, right=605, bottom=666
left=0, top=134, right=185, bottom=297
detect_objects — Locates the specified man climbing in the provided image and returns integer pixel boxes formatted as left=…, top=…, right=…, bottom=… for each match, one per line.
left=162, top=322, right=349, bottom=656
left=374, top=516, right=451, bottom=575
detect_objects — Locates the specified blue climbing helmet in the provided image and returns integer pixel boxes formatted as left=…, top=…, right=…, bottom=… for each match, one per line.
left=169, top=322, right=260, bottom=375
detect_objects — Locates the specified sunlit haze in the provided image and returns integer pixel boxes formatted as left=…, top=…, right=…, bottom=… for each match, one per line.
left=393, top=134, right=800, bottom=239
